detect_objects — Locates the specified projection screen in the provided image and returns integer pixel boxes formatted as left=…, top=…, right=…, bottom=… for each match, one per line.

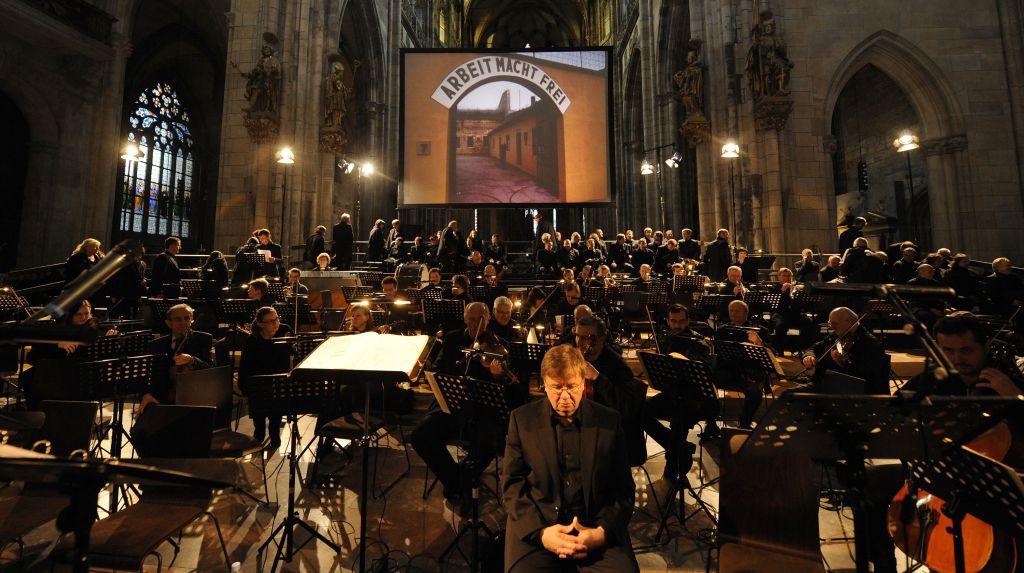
left=400, top=48, right=613, bottom=207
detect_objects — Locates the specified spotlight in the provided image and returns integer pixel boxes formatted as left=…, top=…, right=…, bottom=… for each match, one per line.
left=120, top=142, right=144, bottom=162
left=337, top=159, right=356, bottom=174
left=640, top=158, right=656, bottom=175
left=893, top=132, right=919, bottom=153
left=664, top=152, right=683, bottom=169
left=276, top=147, right=295, bottom=164
left=360, top=163, right=375, bottom=176
left=721, top=141, right=740, bottom=158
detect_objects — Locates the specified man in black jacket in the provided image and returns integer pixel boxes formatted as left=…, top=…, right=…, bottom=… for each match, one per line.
left=150, top=236, right=182, bottom=298
left=839, top=237, right=873, bottom=282
left=255, top=228, right=283, bottom=278
left=702, top=229, right=732, bottom=282
left=138, top=303, right=214, bottom=413
left=367, top=219, right=387, bottom=263
left=837, top=216, right=865, bottom=253
left=534, top=212, right=556, bottom=251
left=302, top=225, right=327, bottom=269
left=794, top=249, right=820, bottom=283
left=438, top=220, right=463, bottom=272
left=502, top=344, right=639, bottom=572
left=800, top=307, right=889, bottom=395
left=678, top=228, right=702, bottom=261
left=332, top=213, right=354, bottom=269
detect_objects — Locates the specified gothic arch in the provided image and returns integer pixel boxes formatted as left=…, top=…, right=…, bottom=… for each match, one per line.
left=824, top=30, right=965, bottom=139
left=823, top=30, right=971, bottom=249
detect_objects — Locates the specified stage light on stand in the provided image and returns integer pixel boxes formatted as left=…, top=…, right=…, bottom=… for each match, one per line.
left=640, top=158, right=656, bottom=175
left=893, top=132, right=919, bottom=153
left=276, top=147, right=295, bottom=164
left=664, top=152, right=683, bottom=169
left=121, top=142, right=144, bottom=162
left=721, top=141, right=740, bottom=158
left=360, top=163, right=375, bottom=176
left=337, top=159, right=356, bottom=174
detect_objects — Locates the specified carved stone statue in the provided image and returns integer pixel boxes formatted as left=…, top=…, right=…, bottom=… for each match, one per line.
left=673, top=40, right=705, bottom=116
left=323, top=61, right=351, bottom=128
left=745, top=11, right=793, bottom=102
left=237, top=44, right=281, bottom=114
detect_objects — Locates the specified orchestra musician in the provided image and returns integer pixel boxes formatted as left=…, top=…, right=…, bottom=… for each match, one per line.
left=238, top=306, right=293, bottom=448
left=138, top=303, right=215, bottom=414
left=502, top=344, right=640, bottom=573
left=149, top=236, right=182, bottom=298
left=556, top=304, right=594, bottom=346
left=572, top=315, right=646, bottom=465
left=768, top=267, right=816, bottom=349
left=379, top=276, right=411, bottom=333
left=653, top=239, right=680, bottom=274
left=314, top=252, right=332, bottom=271
left=556, top=283, right=584, bottom=317
left=423, top=267, right=444, bottom=294
left=284, top=267, right=309, bottom=296
left=678, top=228, right=701, bottom=262
left=799, top=307, right=890, bottom=395
left=410, top=302, right=524, bottom=513
left=631, top=239, right=654, bottom=276
left=489, top=296, right=517, bottom=342
left=255, top=229, right=284, bottom=278
left=714, top=300, right=773, bottom=429
left=247, top=277, right=276, bottom=308
left=643, top=304, right=716, bottom=484
left=862, top=314, right=1023, bottom=573
left=735, top=248, right=758, bottom=283
left=718, top=265, right=747, bottom=299
left=793, top=249, right=820, bottom=283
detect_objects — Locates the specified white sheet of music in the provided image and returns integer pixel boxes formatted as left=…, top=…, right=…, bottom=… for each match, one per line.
left=294, top=332, right=430, bottom=376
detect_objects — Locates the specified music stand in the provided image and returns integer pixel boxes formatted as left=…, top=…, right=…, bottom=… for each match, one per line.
left=904, top=445, right=1024, bottom=573
left=673, top=275, right=704, bottom=293
left=691, top=293, right=732, bottom=319
left=509, top=342, right=551, bottom=385
left=740, top=393, right=1024, bottom=573
left=236, top=252, right=267, bottom=276
left=292, top=335, right=327, bottom=363
left=714, top=340, right=785, bottom=377
left=275, top=299, right=314, bottom=333
left=78, top=353, right=164, bottom=512
left=215, top=299, right=256, bottom=326
left=84, top=331, right=152, bottom=361
left=639, top=352, right=720, bottom=540
left=423, top=298, right=466, bottom=328
left=357, top=271, right=385, bottom=289
left=744, top=291, right=782, bottom=316
left=467, top=285, right=488, bottom=301
left=0, top=289, right=30, bottom=319
left=181, top=279, right=222, bottom=300
left=248, top=374, right=342, bottom=572
left=147, top=298, right=186, bottom=325
left=341, top=285, right=374, bottom=303
left=426, top=373, right=510, bottom=571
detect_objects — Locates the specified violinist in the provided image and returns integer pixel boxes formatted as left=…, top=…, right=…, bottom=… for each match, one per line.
left=410, top=302, right=523, bottom=514
left=138, top=303, right=214, bottom=414
left=247, top=278, right=276, bottom=308
left=769, top=267, right=816, bottom=349
left=238, top=306, right=293, bottom=448
left=799, top=307, right=889, bottom=395
left=488, top=296, right=517, bottom=342
left=714, top=300, right=773, bottom=429
left=862, top=314, right=1023, bottom=573
left=644, top=304, right=715, bottom=485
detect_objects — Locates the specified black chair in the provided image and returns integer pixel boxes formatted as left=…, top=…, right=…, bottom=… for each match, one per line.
left=83, top=405, right=233, bottom=572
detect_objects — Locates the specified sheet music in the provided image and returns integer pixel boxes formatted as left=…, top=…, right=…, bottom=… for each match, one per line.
left=424, top=372, right=451, bottom=414
left=294, top=332, right=430, bottom=377
left=257, top=249, right=272, bottom=262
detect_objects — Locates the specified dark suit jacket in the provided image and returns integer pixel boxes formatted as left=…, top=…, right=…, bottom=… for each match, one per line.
left=702, top=238, right=731, bottom=282
left=502, top=398, right=635, bottom=571
left=146, top=330, right=214, bottom=402
left=367, top=226, right=386, bottom=261
left=332, top=221, right=354, bottom=258
left=149, top=251, right=181, bottom=295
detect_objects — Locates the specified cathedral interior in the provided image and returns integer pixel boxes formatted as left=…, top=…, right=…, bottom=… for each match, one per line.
left=2, top=1, right=1024, bottom=572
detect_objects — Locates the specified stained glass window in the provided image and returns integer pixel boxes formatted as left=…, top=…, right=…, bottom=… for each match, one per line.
left=118, top=83, right=196, bottom=239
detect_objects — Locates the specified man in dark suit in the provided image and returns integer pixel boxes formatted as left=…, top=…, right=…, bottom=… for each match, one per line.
left=149, top=236, right=182, bottom=298
left=502, top=344, right=639, bottom=572
left=438, top=220, right=463, bottom=272
left=385, top=218, right=402, bottom=251
left=702, top=228, right=732, bottom=282
left=839, top=237, right=873, bottom=282
left=332, top=213, right=354, bottom=270
left=138, top=303, right=214, bottom=413
left=837, top=216, right=865, bottom=253
left=367, top=219, right=387, bottom=262
left=534, top=212, right=556, bottom=251
left=255, top=228, right=283, bottom=278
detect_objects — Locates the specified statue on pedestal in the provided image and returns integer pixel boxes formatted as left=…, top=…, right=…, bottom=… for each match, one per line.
left=674, top=39, right=710, bottom=147
left=745, top=11, right=794, bottom=131
left=232, top=43, right=282, bottom=143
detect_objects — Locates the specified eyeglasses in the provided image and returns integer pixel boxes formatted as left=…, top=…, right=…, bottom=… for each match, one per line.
left=545, top=384, right=583, bottom=395
left=574, top=334, right=600, bottom=343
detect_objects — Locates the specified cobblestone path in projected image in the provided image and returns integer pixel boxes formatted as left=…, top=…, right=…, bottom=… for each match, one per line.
left=454, top=155, right=559, bottom=203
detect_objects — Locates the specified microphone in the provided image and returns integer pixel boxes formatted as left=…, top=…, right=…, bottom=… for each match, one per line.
left=23, top=239, right=144, bottom=324
left=806, top=282, right=956, bottom=299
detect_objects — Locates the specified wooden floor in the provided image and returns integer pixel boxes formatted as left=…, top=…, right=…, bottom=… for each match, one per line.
left=1, top=349, right=929, bottom=572
left=1, top=409, right=924, bottom=573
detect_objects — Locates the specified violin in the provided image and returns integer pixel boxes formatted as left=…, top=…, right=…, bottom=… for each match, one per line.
left=472, top=329, right=520, bottom=384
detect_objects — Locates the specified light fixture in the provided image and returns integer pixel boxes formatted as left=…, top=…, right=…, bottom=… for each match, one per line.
left=276, top=147, right=295, bottom=164
left=360, top=162, right=375, bottom=176
left=120, top=142, right=144, bottom=162
left=337, top=158, right=356, bottom=174
left=664, top=152, right=683, bottom=169
left=893, top=132, right=919, bottom=153
left=721, top=141, right=740, bottom=158
left=640, top=158, right=656, bottom=175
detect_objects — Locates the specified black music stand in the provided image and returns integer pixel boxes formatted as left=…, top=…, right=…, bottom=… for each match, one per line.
left=904, top=446, right=1024, bottom=573
left=275, top=298, right=314, bottom=333
left=714, top=340, right=784, bottom=377
left=215, top=298, right=256, bottom=326
left=639, top=352, right=721, bottom=541
left=78, top=353, right=164, bottom=513
left=0, top=289, right=30, bottom=319
left=744, top=291, right=782, bottom=316
left=248, top=374, right=342, bottom=572
left=84, top=331, right=152, bottom=361
left=428, top=373, right=510, bottom=572
left=181, top=279, right=223, bottom=300
left=424, top=298, right=466, bottom=329
left=740, top=393, right=1024, bottom=573
left=509, top=342, right=551, bottom=387
left=292, top=335, right=327, bottom=363
left=691, top=293, right=732, bottom=320
left=673, top=275, right=704, bottom=293
left=341, top=285, right=374, bottom=303
left=147, top=298, right=186, bottom=326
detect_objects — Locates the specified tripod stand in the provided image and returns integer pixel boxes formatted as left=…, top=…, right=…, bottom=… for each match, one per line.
left=427, top=372, right=510, bottom=572
left=250, top=374, right=341, bottom=573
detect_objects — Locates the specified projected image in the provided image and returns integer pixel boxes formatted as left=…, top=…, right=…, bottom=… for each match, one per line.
left=402, top=49, right=611, bottom=206
left=453, top=81, right=560, bottom=202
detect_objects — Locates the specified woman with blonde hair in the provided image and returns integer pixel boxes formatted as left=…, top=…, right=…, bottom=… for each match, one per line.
left=64, top=238, right=104, bottom=281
